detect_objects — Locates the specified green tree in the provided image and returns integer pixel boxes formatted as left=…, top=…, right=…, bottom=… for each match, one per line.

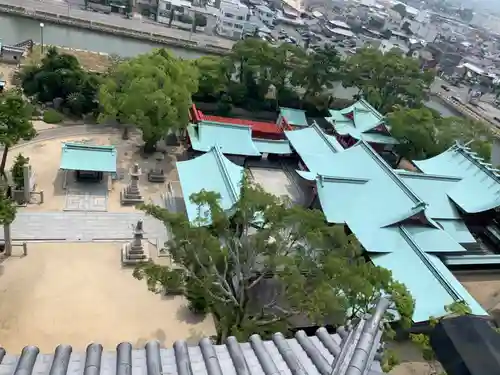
left=411, top=301, right=471, bottom=375
left=133, top=175, right=414, bottom=343
left=194, top=56, right=234, bottom=100
left=0, top=187, right=17, bottom=257
left=387, top=107, right=492, bottom=162
left=10, top=153, right=30, bottom=190
left=20, top=47, right=99, bottom=117
left=0, top=90, right=36, bottom=179
left=342, top=48, right=435, bottom=113
left=99, top=49, right=198, bottom=152
left=292, top=44, right=342, bottom=102
left=392, top=3, right=407, bottom=18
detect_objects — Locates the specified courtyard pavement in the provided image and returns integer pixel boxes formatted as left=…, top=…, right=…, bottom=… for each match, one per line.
left=0, top=211, right=168, bottom=242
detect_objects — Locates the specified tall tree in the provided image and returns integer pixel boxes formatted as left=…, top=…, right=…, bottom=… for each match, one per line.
left=193, top=56, right=234, bottom=101
left=99, top=49, right=198, bottom=152
left=0, top=90, right=36, bottom=178
left=0, top=187, right=17, bottom=256
left=292, top=44, right=342, bottom=102
left=342, top=48, right=435, bottom=113
left=387, top=107, right=492, bottom=162
left=133, top=175, right=414, bottom=343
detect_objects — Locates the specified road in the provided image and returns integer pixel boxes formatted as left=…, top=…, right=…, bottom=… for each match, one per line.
left=0, top=0, right=235, bottom=49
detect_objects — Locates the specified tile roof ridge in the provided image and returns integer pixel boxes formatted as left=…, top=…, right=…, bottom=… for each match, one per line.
left=358, top=141, right=424, bottom=205
left=453, top=141, right=500, bottom=183
left=0, top=322, right=389, bottom=375
left=399, top=226, right=463, bottom=303
left=201, top=120, right=253, bottom=131
left=358, top=98, right=384, bottom=120
left=397, top=170, right=462, bottom=182
left=333, top=298, right=390, bottom=375
left=311, top=122, right=341, bottom=154
left=317, top=174, right=370, bottom=187
left=211, top=146, right=240, bottom=204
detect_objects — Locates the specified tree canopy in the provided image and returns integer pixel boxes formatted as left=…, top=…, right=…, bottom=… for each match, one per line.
left=388, top=107, right=492, bottom=162
left=0, top=90, right=36, bottom=177
left=99, top=49, right=198, bottom=151
left=342, top=47, right=435, bottom=113
left=133, top=175, right=414, bottom=343
left=20, top=47, right=100, bottom=117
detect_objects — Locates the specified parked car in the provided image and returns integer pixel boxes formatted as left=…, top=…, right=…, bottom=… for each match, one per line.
left=441, top=84, right=451, bottom=92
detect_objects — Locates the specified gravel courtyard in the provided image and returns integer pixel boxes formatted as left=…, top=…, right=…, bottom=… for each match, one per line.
left=0, top=243, right=215, bottom=352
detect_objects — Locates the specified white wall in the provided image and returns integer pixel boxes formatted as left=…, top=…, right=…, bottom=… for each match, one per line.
left=216, top=0, right=249, bottom=39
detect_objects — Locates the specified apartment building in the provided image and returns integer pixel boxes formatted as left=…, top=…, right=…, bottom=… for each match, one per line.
left=157, top=0, right=192, bottom=24
left=254, top=4, right=274, bottom=25
left=215, top=0, right=250, bottom=39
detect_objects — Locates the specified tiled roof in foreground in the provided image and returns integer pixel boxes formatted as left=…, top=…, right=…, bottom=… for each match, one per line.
left=0, top=300, right=390, bottom=375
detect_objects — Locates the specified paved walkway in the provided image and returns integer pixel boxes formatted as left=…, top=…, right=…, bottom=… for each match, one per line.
left=1, top=212, right=168, bottom=243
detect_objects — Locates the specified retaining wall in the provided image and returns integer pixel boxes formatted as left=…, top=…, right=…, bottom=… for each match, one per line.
left=0, top=3, right=229, bottom=56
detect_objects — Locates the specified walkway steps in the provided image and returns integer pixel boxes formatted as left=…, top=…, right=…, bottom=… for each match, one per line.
left=0, top=212, right=168, bottom=242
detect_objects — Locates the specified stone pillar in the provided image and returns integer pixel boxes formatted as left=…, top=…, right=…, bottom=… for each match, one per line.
left=148, top=153, right=166, bottom=182
left=120, top=164, right=144, bottom=205
left=23, top=165, right=31, bottom=203
left=122, top=219, right=150, bottom=265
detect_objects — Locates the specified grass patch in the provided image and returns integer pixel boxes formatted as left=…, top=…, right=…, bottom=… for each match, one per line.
left=43, top=109, right=64, bottom=124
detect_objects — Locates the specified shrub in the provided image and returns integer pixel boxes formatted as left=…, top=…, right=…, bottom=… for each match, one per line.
left=10, top=153, right=29, bottom=189
left=43, top=109, right=64, bottom=124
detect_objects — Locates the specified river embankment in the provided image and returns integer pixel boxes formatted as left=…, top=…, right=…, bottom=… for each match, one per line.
left=0, top=3, right=230, bottom=56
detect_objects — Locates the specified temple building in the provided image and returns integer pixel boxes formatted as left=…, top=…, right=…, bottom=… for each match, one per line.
left=326, top=99, right=399, bottom=151
left=177, top=103, right=500, bottom=323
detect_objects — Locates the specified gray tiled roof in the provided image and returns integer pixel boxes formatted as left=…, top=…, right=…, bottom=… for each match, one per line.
left=0, top=299, right=389, bottom=375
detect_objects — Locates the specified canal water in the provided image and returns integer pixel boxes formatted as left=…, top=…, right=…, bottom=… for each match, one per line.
left=0, top=13, right=459, bottom=117
left=0, top=13, right=205, bottom=59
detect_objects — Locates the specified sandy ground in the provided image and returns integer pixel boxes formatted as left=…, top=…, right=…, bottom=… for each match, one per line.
left=389, top=341, right=442, bottom=375
left=25, top=45, right=112, bottom=73
left=0, top=242, right=215, bottom=352
left=456, top=273, right=500, bottom=314
left=8, top=131, right=180, bottom=212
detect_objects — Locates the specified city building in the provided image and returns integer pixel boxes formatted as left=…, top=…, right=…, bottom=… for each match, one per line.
left=157, top=0, right=192, bottom=24
left=254, top=4, right=275, bottom=25
left=215, top=0, right=250, bottom=39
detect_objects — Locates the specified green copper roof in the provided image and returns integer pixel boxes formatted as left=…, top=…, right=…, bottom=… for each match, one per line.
left=415, top=142, right=500, bottom=213
left=279, top=107, right=308, bottom=127
left=59, top=143, right=117, bottom=173
left=253, top=139, right=292, bottom=154
left=176, top=147, right=243, bottom=224
left=187, top=122, right=261, bottom=156
left=328, top=99, right=397, bottom=145
left=296, top=140, right=486, bottom=322
left=284, top=122, right=344, bottom=174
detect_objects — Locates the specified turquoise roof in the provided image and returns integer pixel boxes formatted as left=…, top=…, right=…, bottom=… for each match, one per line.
left=176, top=147, right=243, bottom=224
left=284, top=123, right=344, bottom=174
left=327, top=99, right=397, bottom=145
left=415, top=142, right=500, bottom=213
left=59, top=143, right=117, bottom=173
left=297, top=140, right=486, bottom=321
left=280, top=107, right=308, bottom=127
left=187, top=122, right=261, bottom=156
left=396, top=170, right=462, bottom=219
left=253, top=139, right=292, bottom=154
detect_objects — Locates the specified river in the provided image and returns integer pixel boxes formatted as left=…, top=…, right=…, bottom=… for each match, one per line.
left=0, top=12, right=461, bottom=117
left=0, top=13, right=205, bottom=59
